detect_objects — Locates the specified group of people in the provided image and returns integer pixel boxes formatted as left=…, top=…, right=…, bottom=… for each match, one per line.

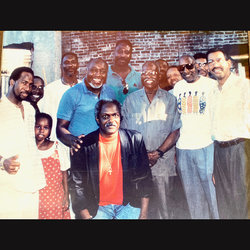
left=0, top=38, right=249, bottom=220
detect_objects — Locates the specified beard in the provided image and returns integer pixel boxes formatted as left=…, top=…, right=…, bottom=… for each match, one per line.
left=12, top=85, right=28, bottom=102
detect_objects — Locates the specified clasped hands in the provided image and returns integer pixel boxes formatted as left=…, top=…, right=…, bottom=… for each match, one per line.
left=147, top=150, right=161, bottom=168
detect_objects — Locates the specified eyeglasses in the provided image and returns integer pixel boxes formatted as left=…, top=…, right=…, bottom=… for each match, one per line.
left=196, top=62, right=207, bottom=67
left=122, top=80, right=129, bottom=94
left=207, top=57, right=224, bottom=65
left=178, top=63, right=195, bottom=72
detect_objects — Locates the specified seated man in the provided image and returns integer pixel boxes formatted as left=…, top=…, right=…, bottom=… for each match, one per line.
left=69, top=99, right=153, bottom=219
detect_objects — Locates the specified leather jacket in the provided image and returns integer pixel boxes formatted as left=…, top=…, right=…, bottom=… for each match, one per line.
left=69, top=128, right=153, bottom=218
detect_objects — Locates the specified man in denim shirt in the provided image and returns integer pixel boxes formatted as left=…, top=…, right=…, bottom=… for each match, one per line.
left=121, top=61, right=182, bottom=219
left=106, top=39, right=142, bottom=104
left=56, top=58, right=115, bottom=154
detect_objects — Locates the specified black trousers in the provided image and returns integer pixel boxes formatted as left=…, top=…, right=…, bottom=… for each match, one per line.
left=213, top=140, right=249, bottom=219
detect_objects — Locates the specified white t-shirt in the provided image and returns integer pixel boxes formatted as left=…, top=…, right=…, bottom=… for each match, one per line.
left=40, top=79, right=81, bottom=141
left=173, top=76, right=217, bottom=149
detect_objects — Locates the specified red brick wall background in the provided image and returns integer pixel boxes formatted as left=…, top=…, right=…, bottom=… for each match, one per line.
left=61, top=30, right=249, bottom=79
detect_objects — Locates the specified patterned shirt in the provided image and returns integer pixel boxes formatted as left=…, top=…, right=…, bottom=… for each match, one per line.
left=173, top=76, right=217, bottom=149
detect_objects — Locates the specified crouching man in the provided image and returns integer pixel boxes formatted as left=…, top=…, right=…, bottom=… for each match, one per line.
left=70, top=99, right=153, bottom=219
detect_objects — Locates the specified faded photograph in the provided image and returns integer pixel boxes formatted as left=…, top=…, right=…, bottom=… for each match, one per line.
left=0, top=31, right=249, bottom=220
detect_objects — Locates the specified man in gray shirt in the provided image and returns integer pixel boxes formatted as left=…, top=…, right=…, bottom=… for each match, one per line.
left=121, top=61, right=182, bottom=219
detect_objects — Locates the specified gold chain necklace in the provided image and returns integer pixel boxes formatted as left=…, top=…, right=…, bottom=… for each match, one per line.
left=99, top=135, right=119, bottom=175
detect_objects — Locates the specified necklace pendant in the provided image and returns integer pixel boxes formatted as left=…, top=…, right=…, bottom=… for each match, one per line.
left=108, top=166, right=112, bottom=175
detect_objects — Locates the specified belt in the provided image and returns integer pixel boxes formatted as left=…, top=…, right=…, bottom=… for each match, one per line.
left=215, top=138, right=245, bottom=148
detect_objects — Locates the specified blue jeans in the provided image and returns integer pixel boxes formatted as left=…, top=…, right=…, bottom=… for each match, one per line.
left=93, top=203, right=141, bottom=219
left=176, top=143, right=219, bottom=219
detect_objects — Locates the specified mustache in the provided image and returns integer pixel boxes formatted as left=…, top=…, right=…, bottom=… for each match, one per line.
left=211, top=67, right=223, bottom=72
left=105, top=122, right=117, bottom=128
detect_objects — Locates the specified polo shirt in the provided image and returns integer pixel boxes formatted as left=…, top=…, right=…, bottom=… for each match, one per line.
left=57, top=78, right=116, bottom=137
left=106, top=65, right=142, bottom=104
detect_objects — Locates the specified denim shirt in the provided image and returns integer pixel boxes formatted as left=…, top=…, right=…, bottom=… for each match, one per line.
left=57, top=78, right=116, bottom=137
left=121, top=88, right=182, bottom=177
left=106, top=65, right=142, bottom=104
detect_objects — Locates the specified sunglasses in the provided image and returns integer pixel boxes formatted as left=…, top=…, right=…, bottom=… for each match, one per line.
left=178, top=63, right=195, bottom=72
left=122, top=80, right=129, bottom=94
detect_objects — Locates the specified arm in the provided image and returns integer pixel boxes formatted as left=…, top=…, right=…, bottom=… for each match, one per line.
left=149, top=95, right=181, bottom=166
left=80, top=208, right=93, bottom=220
left=139, top=197, right=150, bottom=219
left=62, top=170, right=70, bottom=211
left=148, top=129, right=180, bottom=167
left=56, top=118, right=84, bottom=154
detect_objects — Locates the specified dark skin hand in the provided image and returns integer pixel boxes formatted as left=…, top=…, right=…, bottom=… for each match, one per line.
left=56, top=118, right=84, bottom=155
left=1, top=155, right=20, bottom=174
left=148, top=129, right=180, bottom=167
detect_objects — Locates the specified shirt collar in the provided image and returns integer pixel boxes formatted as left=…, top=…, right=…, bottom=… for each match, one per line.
left=109, top=64, right=134, bottom=76
left=141, top=87, right=162, bottom=101
left=219, top=73, right=235, bottom=91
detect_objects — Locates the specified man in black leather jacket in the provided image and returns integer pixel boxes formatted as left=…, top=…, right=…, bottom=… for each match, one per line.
left=69, top=99, right=153, bottom=219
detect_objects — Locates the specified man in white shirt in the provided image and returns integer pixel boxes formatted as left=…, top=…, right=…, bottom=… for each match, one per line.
left=173, top=55, right=219, bottom=219
left=207, top=47, right=250, bottom=219
left=40, top=52, right=81, bottom=219
left=0, top=67, right=46, bottom=218
left=40, top=52, right=81, bottom=141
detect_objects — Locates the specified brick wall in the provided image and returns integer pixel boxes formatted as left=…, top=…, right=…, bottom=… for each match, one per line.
left=61, top=30, right=249, bottom=79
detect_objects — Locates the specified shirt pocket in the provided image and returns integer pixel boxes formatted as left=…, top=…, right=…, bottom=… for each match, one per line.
left=129, top=113, right=144, bottom=128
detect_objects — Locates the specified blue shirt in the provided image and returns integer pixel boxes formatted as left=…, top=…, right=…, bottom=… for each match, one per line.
left=57, top=78, right=116, bottom=137
left=106, top=65, right=142, bottom=104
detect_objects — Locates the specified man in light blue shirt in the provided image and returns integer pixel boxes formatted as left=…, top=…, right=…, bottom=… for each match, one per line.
left=106, top=39, right=142, bottom=104
left=56, top=58, right=115, bottom=154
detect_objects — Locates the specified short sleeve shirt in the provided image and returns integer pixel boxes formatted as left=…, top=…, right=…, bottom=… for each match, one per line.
left=57, top=78, right=116, bottom=137
left=173, top=76, right=217, bottom=149
left=121, top=87, right=181, bottom=177
left=106, top=65, right=142, bottom=104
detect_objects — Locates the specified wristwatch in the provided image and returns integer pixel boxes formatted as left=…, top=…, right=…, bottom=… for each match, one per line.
left=0, top=157, right=6, bottom=170
left=156, top=149, right=164, bottom=158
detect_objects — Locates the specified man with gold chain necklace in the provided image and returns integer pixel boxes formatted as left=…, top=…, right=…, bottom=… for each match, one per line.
left=69, top=99, right=153, bottom=219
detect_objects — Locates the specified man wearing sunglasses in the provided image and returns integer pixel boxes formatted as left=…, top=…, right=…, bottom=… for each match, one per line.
left=173, top=55, right=219, bottom=219
left=106, top=39, right=142, bottom=104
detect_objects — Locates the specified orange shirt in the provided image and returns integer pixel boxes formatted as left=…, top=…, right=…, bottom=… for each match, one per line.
left=98, top=132, right=123, bottom=206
